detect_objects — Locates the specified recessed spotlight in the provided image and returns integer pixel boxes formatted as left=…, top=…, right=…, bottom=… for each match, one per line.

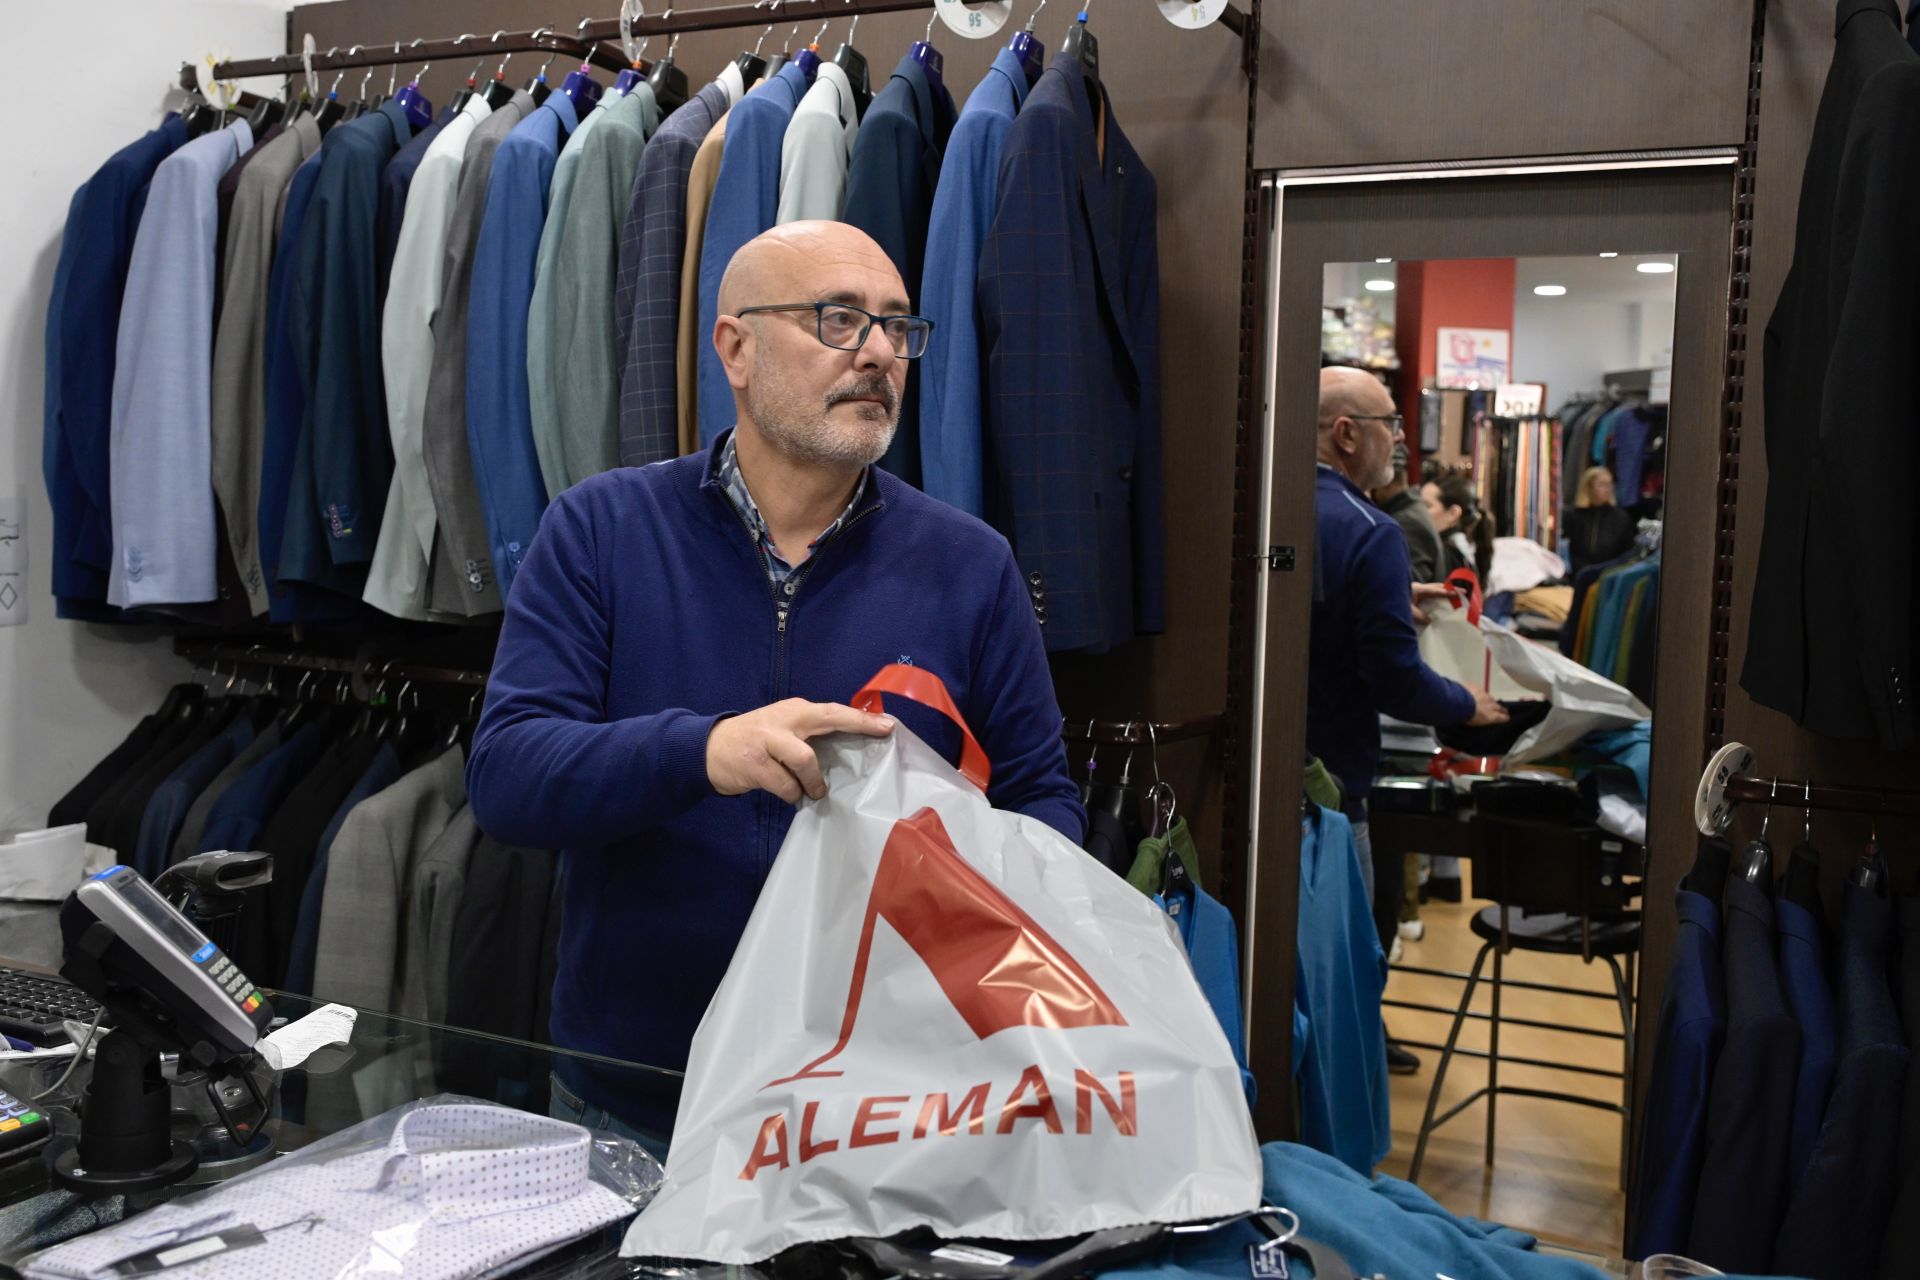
left=1375, top=258, right=1392, bottom=264
left=1364, top=279, right=1396, bottom=292
left=1637, top=262, right=1675, bottom=274
left=1599, top=252, right=1619, bottom=258
left=1533, top=285, right=1567, bottom=297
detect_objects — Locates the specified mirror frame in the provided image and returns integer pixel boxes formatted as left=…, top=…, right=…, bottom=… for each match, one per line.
left=1237, top=151, right=1740, bottom=1228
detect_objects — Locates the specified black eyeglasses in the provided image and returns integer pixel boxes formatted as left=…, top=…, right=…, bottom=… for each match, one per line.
left=733, top=301, right=935, bottom=359
left=1346, top=413, right=1405, bottom=438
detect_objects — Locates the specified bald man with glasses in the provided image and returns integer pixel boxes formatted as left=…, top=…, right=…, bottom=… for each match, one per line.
left=468, top=221, right=1083, bottom=1147
left=1311, top=367, right=1506, bottom=1077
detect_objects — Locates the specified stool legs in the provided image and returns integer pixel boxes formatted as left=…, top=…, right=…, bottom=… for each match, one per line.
left=1604, top=953, right=1635, bottom=1191
left=1486, top=938, right=1504, bottom=1166
left=1408, top=939, right=1494, bottom=1183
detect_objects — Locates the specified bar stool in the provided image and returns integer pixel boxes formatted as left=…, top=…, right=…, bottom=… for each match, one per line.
left=1406, top=810, right=1642, bottom=1186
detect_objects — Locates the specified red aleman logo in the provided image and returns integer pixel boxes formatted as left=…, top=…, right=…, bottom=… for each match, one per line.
left=739, top=807, right=1138, bottom=1181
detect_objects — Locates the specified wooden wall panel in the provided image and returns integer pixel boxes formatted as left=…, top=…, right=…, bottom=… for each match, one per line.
left=1722, top=0, right=1920, bottom=880
left=1253, top=0, right=1750, bottom=170
left=285, top=2, right=1254, bottom=866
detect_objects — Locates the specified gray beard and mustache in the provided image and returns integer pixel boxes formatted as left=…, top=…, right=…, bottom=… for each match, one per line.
left=751, top=371, right=901, bottom=468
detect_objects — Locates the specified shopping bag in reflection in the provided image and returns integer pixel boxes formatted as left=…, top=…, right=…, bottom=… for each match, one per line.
left=620, top=665, right=1261, bottom=1264
left=1417, top=568, right=1534, bottom=700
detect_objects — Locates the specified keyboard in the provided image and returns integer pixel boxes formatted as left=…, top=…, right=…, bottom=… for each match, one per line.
left=0, top=965, right=101, bottom=1045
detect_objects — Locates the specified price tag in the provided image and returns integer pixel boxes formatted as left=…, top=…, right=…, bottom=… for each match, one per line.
left=937, top=0, right=1013, bottom=39
left=1159, top=0, right=1230, bottom=28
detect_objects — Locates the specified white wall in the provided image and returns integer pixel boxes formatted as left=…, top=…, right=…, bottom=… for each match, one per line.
left=1510, top=297, right=1643, bottom=407
left=0, top=1, right=289, bottom=832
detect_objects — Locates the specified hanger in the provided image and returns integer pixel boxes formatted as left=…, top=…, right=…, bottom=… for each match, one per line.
left=614, top=0, right=649, bottom=94
left=558, top=17, right=607, bottom=115
left=907, top=9, right=945, bottom=98
left=1852, top=802, right=1887, bottom=894
left=248, top=77, right=287, bottom=132
left=1010, top=0, right=1048, bottom=86
left=450, top=34, right=485, bottom=111
left=1781, top=780, right=1823, bottom=913
left=1734, top=778, right=1778, bottom=893
left=790, top=16, right=824, bottom=82
left=735, top=2, right=773, bottom=89
left=525, top=30, right=558, bottom=105
left=1685, top=834, right=1730, bottom=903
left=766, top=12, right=802, bottom=78
left=313, top=52, right=349, bottom=134
left=648, top=29, right=691, bottom=113
left=379, top=44, right=400, bottom=108
left=393, top=41, right=435, bottom=129
left=342, top=66, right=376, bottom=120
left=1142, top=722, right=1178, bottom=840
left=184, top=89, right=223, bottom=138
left=448, top=685, right=486, bottom=751
left=832, top=3, right=872, bottom=115
left=1078, top=719, right=1099, bottom=807
left=1060, top=3, right=1100, bottom=107
left=485, top=35, right=520, bottom=109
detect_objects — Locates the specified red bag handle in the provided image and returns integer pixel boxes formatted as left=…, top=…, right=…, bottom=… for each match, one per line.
left=850, top=665, right=992, bottom=793
left=1445, top=568, right=1484, bottom=625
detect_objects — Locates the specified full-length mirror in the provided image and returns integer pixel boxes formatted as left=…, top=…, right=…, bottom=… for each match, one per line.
left=1302, top=253, right=1678, bottom=1247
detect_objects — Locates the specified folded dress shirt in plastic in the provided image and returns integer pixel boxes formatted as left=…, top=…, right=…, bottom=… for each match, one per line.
left=23, top=1103, right=640, bottom=1279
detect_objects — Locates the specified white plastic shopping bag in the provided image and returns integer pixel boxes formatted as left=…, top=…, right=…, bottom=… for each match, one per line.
left=621, top=666, right=1261, bottom=1264
left=1481, top=623, right=1650, bottom=766
left=1417, top=569, right=1533, bottom=701
left=1418, top=571, right=1651, bottom=767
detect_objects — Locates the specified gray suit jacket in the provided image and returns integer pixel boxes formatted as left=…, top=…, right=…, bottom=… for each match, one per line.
left=210, top=116, right=322, bottom=614
left=399, top=801, right=483, bottom=1023
left=311, top=744, right=464, bottom=1011
left=170, top=720, right=285, bottom=864
left=421, top=92, right=532, bottom=617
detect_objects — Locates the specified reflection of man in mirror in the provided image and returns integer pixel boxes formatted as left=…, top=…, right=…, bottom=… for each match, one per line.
left=1370, top=443, right=1443, bottom=587
left=1310, top=367, right=1508, bottom=1074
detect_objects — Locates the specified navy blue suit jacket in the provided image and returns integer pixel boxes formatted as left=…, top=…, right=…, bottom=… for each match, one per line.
left=43, top=115, right=186, bottom=617
left=978, top=67, right=1163, bottom=654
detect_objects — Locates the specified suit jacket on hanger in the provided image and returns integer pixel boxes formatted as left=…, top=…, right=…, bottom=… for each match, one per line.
left=695, top=63, right=809, bottom=449
left=920, top=48, right=1030, bottom=518
left=615, top=77, right=731, bottom=466
left=978, top=66, right=1163, bottom=654
left=365, top=94, right=495, bottom=621
left=211, top=114, right=323, bottom=616
left=530, top=85, right=660, bottom=501
left=107, top=119, right=250, bottom=609
left=43, top=114, right=186, bottom=618
left=842, top=53, right=957, bottom=487
left=421, top=90, right=534, bottom=618
left=1744, top=0, right=1920, bottom=748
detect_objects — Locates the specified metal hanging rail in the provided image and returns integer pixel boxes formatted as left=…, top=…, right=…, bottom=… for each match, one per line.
left=1062, top=715, right=1223, bottom=747
left=1723, top=773, right=1920, bottom=820
left=176, top=640, right=489, bottom=690
left=198, top=0, right=1250, bottom=84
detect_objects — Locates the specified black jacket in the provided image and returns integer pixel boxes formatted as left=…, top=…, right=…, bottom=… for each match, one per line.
left=1744, top=0, right=1920, bottom=748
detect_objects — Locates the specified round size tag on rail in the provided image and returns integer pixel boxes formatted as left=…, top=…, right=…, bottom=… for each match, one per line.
left=938, top=0, right=1014, bottom=40
left=1694, top=740, right=1754, bottom=837
left=1158, top=0, right=1230, bottom=29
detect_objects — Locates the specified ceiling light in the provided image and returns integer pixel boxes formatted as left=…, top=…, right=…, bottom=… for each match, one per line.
left=1637, top=262, right=1675, bottom=274
left=1375, top=258, right=1392, bottom=264
left=1599, top=252, right=1619, bottom=258
left=1364, top=279, right=1395, bottom=292
left=1533, top=285, right=1567, bottom=297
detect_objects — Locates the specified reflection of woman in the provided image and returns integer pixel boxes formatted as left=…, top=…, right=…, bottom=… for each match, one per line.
left=1564, top=466, right=1637, bottom=575
left=1421, top=472, right=1493, bottom=582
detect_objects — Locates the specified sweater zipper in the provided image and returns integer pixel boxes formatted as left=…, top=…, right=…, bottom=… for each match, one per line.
left=762, top=503, right=880, bottom=874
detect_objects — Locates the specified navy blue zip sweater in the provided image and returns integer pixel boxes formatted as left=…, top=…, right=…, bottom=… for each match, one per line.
left=468, top=433, right=1085, bottom=1128
left=1309, top=464, right=1476, bottom=807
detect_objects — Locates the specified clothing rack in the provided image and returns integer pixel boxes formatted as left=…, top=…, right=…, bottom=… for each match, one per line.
left=197, top=0, right=1250, bottom=84
left=1724, top=773, right=1920, bottom=820
left=175, top=640, right=489, bottom=690
left=1062, top=715, right=1222, bottom=747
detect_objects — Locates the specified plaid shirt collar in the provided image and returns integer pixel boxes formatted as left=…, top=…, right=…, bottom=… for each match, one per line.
left=715, top=431, right=869, bottom=583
